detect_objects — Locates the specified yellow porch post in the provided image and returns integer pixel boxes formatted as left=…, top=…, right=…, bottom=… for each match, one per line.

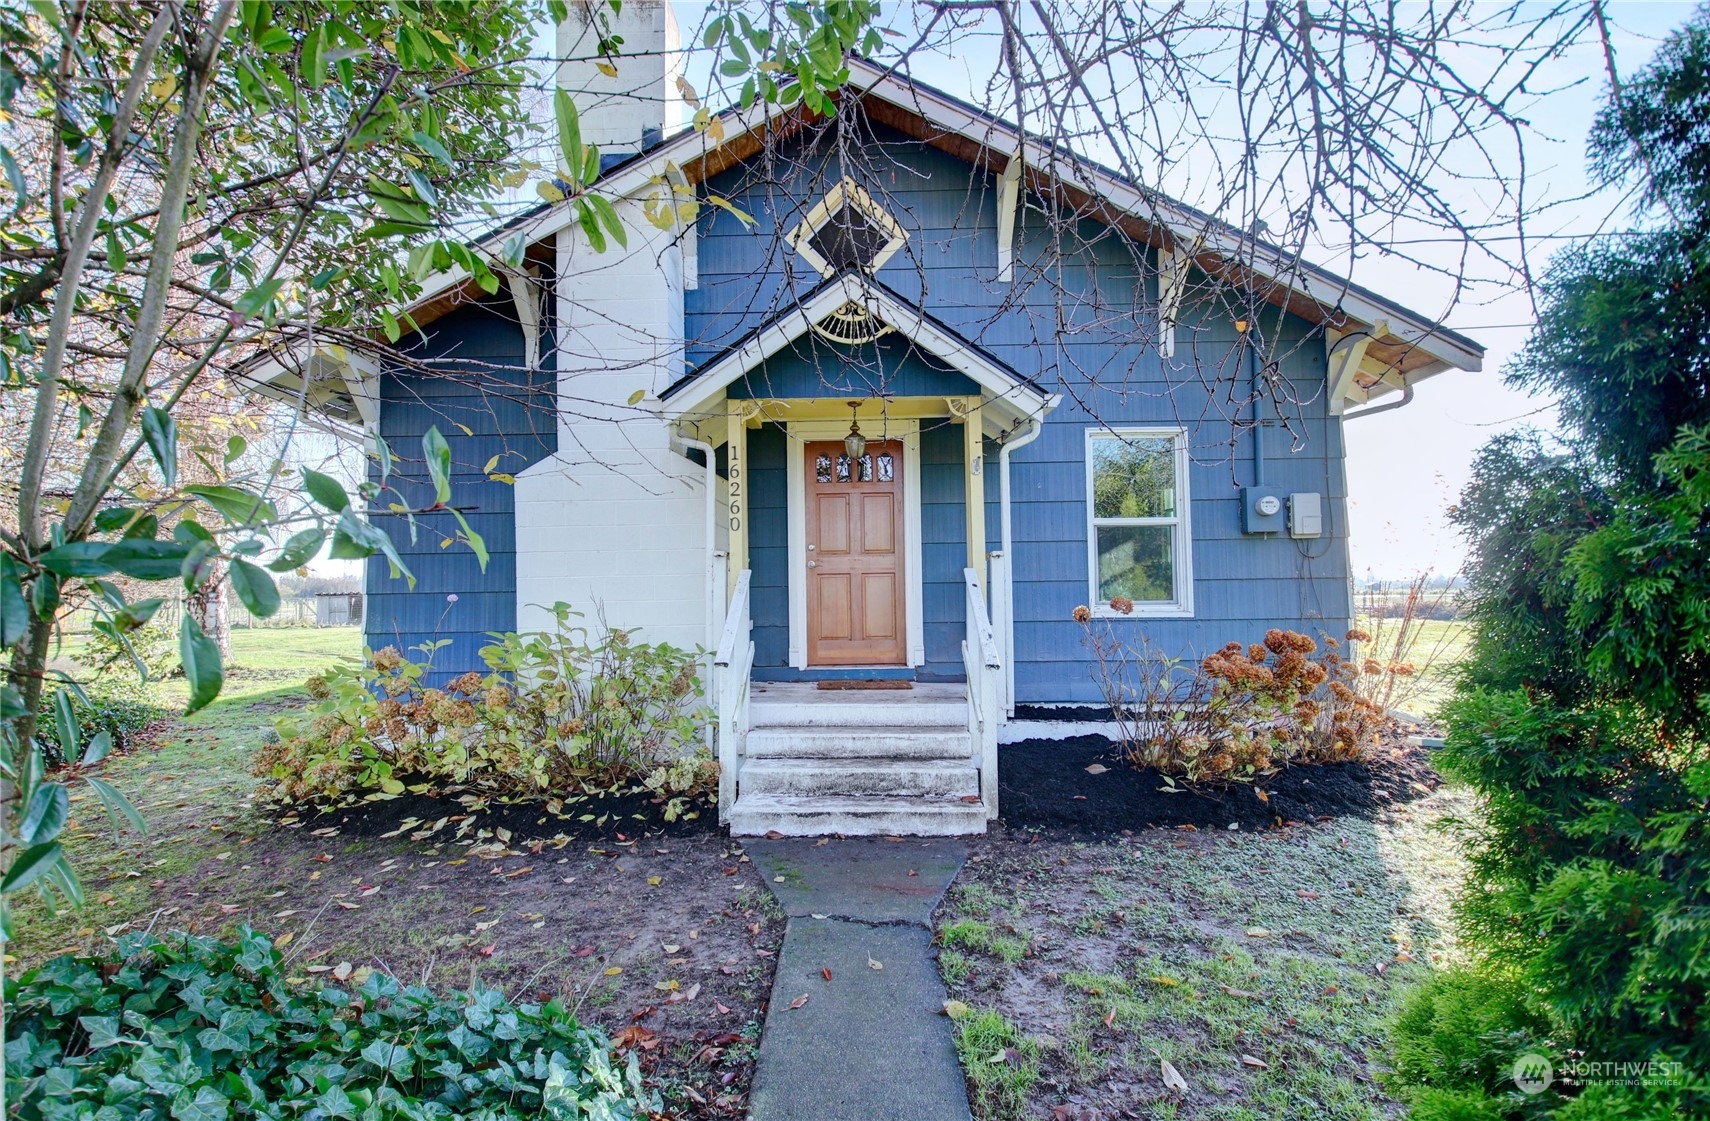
left=960, top=397, right=988, bottom=589
left=726, top=404, right=750, bottom=593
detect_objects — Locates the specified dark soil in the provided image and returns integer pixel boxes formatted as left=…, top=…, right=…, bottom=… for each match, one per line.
left=123, top=812, right=781, bottom=1119
left=998, top=734, right=1441, bottom=835
left=294, top=783, right=719, bottom=845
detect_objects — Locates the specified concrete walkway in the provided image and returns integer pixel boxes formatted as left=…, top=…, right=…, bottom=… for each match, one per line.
left=745, top=837, right=973, bottom=1121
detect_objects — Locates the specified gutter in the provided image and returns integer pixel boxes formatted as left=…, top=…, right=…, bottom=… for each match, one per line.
left=1342, top=376, right=1414, bottom=421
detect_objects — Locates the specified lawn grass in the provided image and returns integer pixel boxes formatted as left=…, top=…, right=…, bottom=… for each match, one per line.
left=938, top=792, right=1471, bottom=1120
left=13, top=627, right=363, bottom=958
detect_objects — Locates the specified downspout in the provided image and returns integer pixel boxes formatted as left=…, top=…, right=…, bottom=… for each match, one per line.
left=676, top=433, right=719, bottom=758
left=1341, top=376, right=1414, bottom=421
left=1246, top=326, right=1266, bottom=486
left=999, top=418, right=1045, bottom=717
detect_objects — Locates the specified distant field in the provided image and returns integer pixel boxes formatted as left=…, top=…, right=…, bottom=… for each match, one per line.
left=49, top=624, right=364, bottom=708
left=1355, top=616, right=1471, bottom=720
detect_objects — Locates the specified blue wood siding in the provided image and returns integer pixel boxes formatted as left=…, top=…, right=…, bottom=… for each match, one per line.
left=726, top=333, right=980, bottom=400
left=747, top=423, right=790, bottom=667
left=919, top=420, right=968, bottom=678
left=364, top=294, right=557, bottom=682
left=686, top=117, right=1352, bottom=703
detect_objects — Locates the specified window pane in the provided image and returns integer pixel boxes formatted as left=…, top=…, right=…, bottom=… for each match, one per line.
left=1097, top=525, right=1174, bottom=602
left=1092, top=436, right=1175, bottom=519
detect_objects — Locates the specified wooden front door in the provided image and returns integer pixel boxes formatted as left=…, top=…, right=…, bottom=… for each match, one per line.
left=806, top=439, right=906, bottom=666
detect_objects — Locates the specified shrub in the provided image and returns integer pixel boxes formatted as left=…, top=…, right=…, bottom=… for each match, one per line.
left=3, top=926, right=653, bottom=1121
left=81, top=612, right=178, bottom=680
left=35, top=678, right=166, bottom=769
left=1077, top=603, right=1402, bottom=783
left=253, top=603, right=711, bottom=808
left=1383, top=966, right=1555, bottom=1099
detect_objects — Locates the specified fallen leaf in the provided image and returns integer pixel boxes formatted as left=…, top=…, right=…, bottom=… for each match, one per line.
left=332, top=962, right=353, bottom=981
left=765, top=830, right=784, bottom=840
left=1244, top=927, right=1271, bottom=938
left=334, top=901, right=360, bottom=911
left=821, top=967, right=833, bottom=982
left=1240, top=1054, right=1269, bottom=1069
left=868, top=956, right=883, bottom=971
left=273, top=932, right=294, bottom=948
left=1148, top=975, right=1179, bottom=987
left=1219, top=984, right=1263, bottom=999
left=663, top=943, right=681, bottom=953
left=715, top=1001, right=732, bottom=1014
left=941, top=999, right=971, bottom=1020
left=612, top=1025, right=660, bottom=1051
left=773, top=875, right=785, bottom=883
left=1160, top=1058, right=1189, bottom=1094
left=647, top=875, right=662, bottom=887
left=478, top=944, right=496, bottom=957
left=1084, top=763, right=1109, bottom=774
left=604, top=966, right=623, bottom=976
left=1296, top=890, right=1321, bottom=900
left=787, top=994, right=809, bottom=1010
left=1103, top=1006, right=1117, bottom=1029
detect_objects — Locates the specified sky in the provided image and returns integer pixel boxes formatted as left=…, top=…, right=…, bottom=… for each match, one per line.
left=313, top=2, right=1697, bottom=582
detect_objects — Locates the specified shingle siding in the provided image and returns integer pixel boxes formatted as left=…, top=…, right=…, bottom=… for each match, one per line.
left=364, top=294, right=557, bottom=683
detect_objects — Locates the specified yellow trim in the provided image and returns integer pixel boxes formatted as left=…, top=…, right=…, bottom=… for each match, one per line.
left=726, top=406, right=749, bottom=594
left=957, top=397, right=987, bottom=587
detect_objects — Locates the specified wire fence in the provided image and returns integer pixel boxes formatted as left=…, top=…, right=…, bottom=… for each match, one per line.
left=56, top=596, right=338, bottom=636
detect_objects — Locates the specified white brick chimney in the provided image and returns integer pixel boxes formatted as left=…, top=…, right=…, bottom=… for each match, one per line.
left=557, top=1, right=682, bottom=154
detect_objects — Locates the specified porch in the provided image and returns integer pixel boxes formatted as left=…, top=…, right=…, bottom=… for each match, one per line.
left=712, top=568, right=1002, bottom=836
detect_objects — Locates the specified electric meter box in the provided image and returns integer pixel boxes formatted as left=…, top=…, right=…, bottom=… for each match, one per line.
left=1288, top=492, right=1324, bottom=538
left=1241, top=487, right=1286, bottom=535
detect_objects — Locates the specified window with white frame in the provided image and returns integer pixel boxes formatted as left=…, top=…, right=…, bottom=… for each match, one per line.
left=1085, top=428, right=1193, bottom=615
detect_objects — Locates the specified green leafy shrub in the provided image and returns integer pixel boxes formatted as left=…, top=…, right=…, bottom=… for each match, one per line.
left=35, top=678, right=165, bottom=769
left=1384, top=966, right=1554, bottom=1099
left=1402, top=1087, right=1513, bottom=1121
left=3, top=926, right=653, bottom=1121
left=81, top=613, right=178, bottom=680
left=253, top=603, right=710, bottom=807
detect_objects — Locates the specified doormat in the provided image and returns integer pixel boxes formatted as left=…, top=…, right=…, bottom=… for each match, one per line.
left=815, top=679, right=914, bottom=690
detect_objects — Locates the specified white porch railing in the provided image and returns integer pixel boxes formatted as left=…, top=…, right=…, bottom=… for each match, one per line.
left=713, top=569, right=754, bottom=822
left=962, top=567, right=1002, bottom=819
left=987, top=549, right=1012, bottom=718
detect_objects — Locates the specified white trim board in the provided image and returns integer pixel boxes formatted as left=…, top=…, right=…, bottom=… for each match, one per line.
left=659, top=273, right=1055, bottom=429
left=785, top=418, right=925, bottom=669
left=1084, top=427, right=1195, bottom=618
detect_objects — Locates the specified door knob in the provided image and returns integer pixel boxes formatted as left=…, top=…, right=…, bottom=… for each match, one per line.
left=807, top=560, right=817, bottom=568
left=807, top=543, right=816, bottom=551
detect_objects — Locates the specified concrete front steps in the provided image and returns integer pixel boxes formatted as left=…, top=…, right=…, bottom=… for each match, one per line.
left=728, top=682, right=989, bottom=837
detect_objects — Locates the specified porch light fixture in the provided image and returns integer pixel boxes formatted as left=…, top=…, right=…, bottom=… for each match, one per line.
left=845, top=401, right=867, bottom=463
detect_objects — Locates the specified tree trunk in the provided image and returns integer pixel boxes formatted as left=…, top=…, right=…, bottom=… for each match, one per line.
left=187, top=559, right=232, bottom=659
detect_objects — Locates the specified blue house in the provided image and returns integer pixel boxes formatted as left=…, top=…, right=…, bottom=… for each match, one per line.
left=249, top=6, right=1480, bottom=835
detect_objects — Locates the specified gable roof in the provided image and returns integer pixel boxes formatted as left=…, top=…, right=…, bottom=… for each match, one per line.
left=658, top=272, right=1057, bottom=433
left=248, top=57, right=1482, bottom=419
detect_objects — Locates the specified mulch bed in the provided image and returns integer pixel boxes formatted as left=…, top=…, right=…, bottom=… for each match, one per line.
left=998, top=734, right=1441, bottom=834
left=287, top=785, right=720, bottom=845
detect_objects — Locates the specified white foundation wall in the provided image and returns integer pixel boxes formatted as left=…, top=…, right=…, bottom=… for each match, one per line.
left=514, top=196, right=711, bottom=653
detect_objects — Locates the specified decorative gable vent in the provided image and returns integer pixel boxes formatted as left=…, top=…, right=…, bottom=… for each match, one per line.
left=786, top=178, right=907, bottom=278
left=810, top=299, right=896, bottom=345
